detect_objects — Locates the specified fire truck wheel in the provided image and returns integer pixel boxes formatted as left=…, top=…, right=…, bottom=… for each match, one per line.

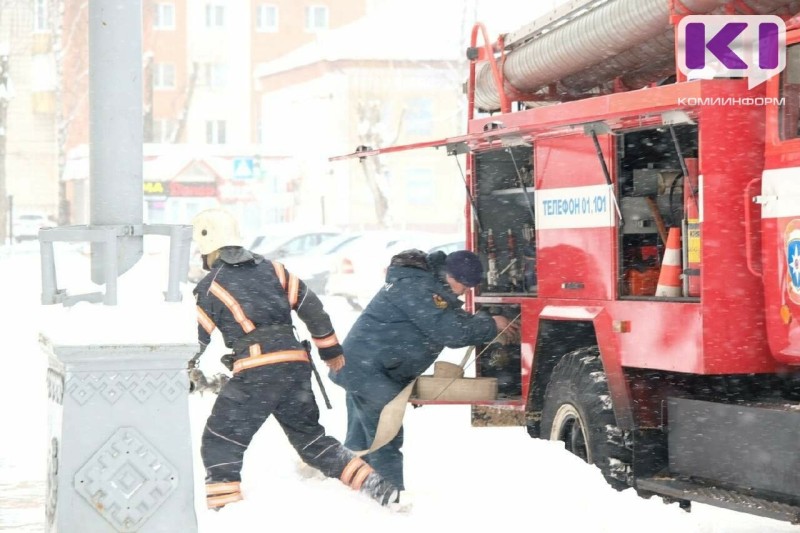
left=540, top=345, right=631, bottom=491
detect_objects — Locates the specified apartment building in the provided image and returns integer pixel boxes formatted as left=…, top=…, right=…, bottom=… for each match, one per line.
left=15, top=0, right=369, bottom=227
left=0, top=0, right=59, bottom=232
left=256, top=0, right=474, bottom=232
left=1, top=0, right=578, bottom=234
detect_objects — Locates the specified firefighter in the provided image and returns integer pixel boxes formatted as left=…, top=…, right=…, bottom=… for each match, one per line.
left=329, top=249, right=518, bottom=496
left=190, top=208, right=399, bottom=509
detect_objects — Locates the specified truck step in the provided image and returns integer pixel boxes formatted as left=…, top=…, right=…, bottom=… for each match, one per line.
left=636, top=477, right=800, bottom=524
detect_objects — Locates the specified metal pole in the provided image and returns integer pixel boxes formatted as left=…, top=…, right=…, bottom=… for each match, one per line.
left=0, top=47, right=8, bottom=245
left=7, top=193, right=11, bottom=244
left=165, top=225, right=191, bottom=302
left=102, top=228, right=118, bottom=305
left=88, top=0, right=143, bottom=283
left=40, top=240, right=58, bottom=304
left=682, top=218, right=689, bottom=298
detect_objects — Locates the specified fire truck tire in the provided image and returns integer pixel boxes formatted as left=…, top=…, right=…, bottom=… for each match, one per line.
left=540, top=345, right=631, bottom=491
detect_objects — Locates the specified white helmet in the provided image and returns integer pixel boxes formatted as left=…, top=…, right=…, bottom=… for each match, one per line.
left=192, top=208, right=242, bottom=255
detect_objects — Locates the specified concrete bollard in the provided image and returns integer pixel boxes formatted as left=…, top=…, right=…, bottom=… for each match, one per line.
left=43, top=338, right=197, bottom=532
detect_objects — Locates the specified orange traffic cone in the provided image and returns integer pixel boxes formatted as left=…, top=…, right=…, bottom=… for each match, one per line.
left=655, top=227, right=682, bottom=297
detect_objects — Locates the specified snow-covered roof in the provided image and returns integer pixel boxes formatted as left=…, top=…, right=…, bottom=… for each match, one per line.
left=255, top=0, right=467, bottom=79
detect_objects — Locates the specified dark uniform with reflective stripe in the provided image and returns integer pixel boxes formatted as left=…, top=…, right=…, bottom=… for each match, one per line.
left=194, top=246, right=394, bottom=508
left=330, top=250, right=498, bottom=490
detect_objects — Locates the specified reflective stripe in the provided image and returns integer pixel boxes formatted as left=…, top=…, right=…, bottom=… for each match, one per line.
left=197, top=306, right=216, bottom=334
left=313, top=333, right=339, bottom=349
left=341, top=457, right=373, bottom=489
left=232, top=350, right=309, bottom=373
left=340, top=457, right=364, bottom=485
left=351, top=463, right=374, bottom=490
left=206, top=481, right=241, bottom=496
left=210, top=281, right=255, bottom=334
left=207, top=491, right=243, bottom=509
left=288, top=274, right=300, bottom=308
left=272, top=261, right=287, bottom=289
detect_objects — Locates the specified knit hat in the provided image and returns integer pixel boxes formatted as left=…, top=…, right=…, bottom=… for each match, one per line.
left=445, top=250, right=483, bottom=287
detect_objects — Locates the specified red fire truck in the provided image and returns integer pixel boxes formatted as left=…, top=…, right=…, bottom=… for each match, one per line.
left=334, top=0, right=800, bottom=522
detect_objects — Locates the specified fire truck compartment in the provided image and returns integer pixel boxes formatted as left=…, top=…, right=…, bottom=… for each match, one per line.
left=668, top=397, right=800, bottom=498
left=476, top=304, right=523, bottom=400
left=617, top=125, right=699, bottom=300
left=474, top=147, right=536, bottom=296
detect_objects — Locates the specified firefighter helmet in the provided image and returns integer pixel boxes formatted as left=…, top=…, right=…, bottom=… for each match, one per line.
left=192, top=208, right=242, bottom=255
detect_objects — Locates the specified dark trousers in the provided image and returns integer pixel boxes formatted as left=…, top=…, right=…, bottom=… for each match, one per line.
left=344, top=392, right=405, bottom=490
left=202, top=362, right=350, bottom=483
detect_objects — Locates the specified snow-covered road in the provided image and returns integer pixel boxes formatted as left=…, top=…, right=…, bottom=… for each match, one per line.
left=0, top=244, right=794, bottom=532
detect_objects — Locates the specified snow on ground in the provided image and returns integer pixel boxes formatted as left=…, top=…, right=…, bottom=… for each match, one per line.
left=0, top=242, right=796, bottom=532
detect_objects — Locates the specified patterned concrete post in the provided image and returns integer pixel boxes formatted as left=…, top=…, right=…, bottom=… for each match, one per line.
left=44, top=339, right=197, bottom=532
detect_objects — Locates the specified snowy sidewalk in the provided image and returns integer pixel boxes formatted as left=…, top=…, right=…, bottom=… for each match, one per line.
left=0, top=480, right=44, bottom=532
left=2, top=247, right=797, bottom=532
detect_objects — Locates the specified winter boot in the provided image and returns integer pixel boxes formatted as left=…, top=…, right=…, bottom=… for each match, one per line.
left=359, top=471, right=400, bottom=506
left=340, top=456, right=399, bottom=506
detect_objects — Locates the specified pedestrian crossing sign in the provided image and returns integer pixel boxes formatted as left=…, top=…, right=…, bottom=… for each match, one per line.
left=233, top=157, right=255, bottom=180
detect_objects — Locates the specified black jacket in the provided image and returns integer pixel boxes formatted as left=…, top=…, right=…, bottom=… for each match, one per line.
left=193, top=246, right=343, bottom=366
left=330, top=249, right=496, bottom=405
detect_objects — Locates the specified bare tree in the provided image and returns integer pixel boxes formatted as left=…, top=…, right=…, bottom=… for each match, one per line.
left=0, top=40, right=9, bottom=242
left=170, top=61, right=198, bottom=143
left=356, top=99, right=404, bottom=228
left=52, top=0, right=89, bottom=225
left=0, top=0, right=39, bottom=242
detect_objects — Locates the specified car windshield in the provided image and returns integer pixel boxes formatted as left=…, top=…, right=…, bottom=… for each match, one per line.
left=338, top=234, right=395, bottom=255
left=335, top=232, right=432, bottom=258
left=306, top=233, right=363, bottom=255
left=429, top=241, right=465, bottom=255
left=249, top=234, right=280, bottom=250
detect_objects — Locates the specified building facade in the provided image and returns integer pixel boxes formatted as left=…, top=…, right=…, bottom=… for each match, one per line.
left=0, top=0, right=59, bottom=231
left=4, top=0, right=554, bottom=232
left=257, top=1, right=474, bottom=232
left=6, top=0, right=370, bottom=228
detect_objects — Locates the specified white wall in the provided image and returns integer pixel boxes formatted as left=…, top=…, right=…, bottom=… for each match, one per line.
left=186, top=1, right=252, bottom=146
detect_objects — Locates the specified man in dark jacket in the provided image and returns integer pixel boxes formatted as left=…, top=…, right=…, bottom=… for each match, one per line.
left=190, top=209, right=399, bottom=509
left=329, top=248, right=516, bottom=494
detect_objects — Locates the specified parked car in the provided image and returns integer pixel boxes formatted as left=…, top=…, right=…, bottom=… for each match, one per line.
left=325, top=231, right=463, bottom=310
left=429, top=239, right=466, bottom=255
left=187, top=224, right=342, bottom=283
left=248, top=225, right=342, bottom=260
left=12, top=213, right=55, bottom=242
left=280, top=232, right=365, bottom=294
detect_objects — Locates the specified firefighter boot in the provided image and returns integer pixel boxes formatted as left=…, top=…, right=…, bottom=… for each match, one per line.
left=359, top=471, right=400, bottom=506
left=340, top=455, right=399, bottom=505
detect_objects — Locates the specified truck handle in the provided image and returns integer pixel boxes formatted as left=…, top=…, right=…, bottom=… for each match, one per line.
left=743, top=178, right=762, bottom=278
